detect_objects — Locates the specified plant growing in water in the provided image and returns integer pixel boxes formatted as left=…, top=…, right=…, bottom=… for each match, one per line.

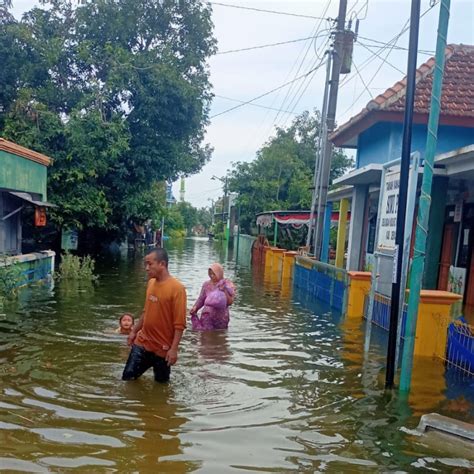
left=58, top=253, right=98, bottom=282
left=0, top=255, right=22, bottom=302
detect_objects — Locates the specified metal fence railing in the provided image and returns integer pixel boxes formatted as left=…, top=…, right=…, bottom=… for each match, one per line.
left=364, top=293, right=407, bottom=336
left=446, top=319, right=474, bottom=377
left=294, top=257, right=349, bottom=313
left=364, top=293, right=474, bottom=378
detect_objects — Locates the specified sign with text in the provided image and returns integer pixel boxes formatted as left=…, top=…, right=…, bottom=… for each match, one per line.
left=378, top=168, right=400, bottom=249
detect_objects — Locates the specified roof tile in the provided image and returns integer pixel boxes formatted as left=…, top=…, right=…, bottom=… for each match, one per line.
left=332, top=44, right=474, bottom=143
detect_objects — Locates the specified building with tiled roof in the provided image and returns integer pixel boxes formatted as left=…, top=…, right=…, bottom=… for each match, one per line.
left=331, top=44, right=474, bottom=148
left=327, top=44, right=474, bottom=309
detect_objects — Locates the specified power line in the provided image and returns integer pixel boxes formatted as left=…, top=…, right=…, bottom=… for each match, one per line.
left=228, top=18, right=330, bottom=163
left=210, top=1, right=334, bottom=21
left=357, top=36, right=434, bottom=55
left=339, top=2, right=437, bottom=91
left=215, top=32, right=329, bottom=55
left=279, top=40, right=331, bottom=129
left=352, top=59, right=374, bottom=100
left=214, top=95, right=298, bottom=115
left=357, top=41, right=406, bottom=74
left=339, top=18, right=408, bottom=119
left=272, top=0, right=333, bottom=128
left=210, top=61, right=327, bottom=119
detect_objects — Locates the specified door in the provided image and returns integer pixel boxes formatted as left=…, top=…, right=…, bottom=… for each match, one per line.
left=438, top=222, right=455, bottom=290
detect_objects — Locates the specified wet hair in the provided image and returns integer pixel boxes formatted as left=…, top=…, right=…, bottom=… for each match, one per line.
left=119, top=313, right=134, bottom=325
left=147, top=247, right=169, bottom=267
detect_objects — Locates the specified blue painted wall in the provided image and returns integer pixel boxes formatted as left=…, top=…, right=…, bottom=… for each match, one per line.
left=356, top=122, right=474, bottom=169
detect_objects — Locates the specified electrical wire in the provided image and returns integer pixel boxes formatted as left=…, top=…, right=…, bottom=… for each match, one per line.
left=214, top=95, right=298, bottom=115
left=339, top=2, right=437, bottom=91
left=215, top=32, right=330, bottom=55
left=279, top=38, right=331, bottom=129
left=272, top=0, right=333, bottom=128
left=357, top=36, right=435, bottom=55
left=338, top=26, right=404, bottom=119
left=210, top=2, right=333, bottom=21
left=210, top=60, right=328, bottom=119
left=351, top=59, right=374, bottom=100
left=357, top=41, right=406, bottom=74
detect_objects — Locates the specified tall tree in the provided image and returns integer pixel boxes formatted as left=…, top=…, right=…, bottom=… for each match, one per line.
left=228, top=110, right=353, bottom=233
left=0, top=0, right=216, bottom=241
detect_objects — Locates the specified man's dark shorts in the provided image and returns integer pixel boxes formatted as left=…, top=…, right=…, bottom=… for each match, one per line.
left=122, top=344, right=170, bottom=383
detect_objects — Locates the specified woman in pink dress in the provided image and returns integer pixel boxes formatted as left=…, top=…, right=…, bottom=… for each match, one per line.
left=190, top=263, right=235, bottom=331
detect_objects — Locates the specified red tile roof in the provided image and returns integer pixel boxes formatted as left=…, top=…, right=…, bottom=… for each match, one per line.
left=331, top=44, right=474, bottom=146
left=0, top=138, right=52, bottom=166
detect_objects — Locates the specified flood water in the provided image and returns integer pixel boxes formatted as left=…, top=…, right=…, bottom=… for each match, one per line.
left=1, top=238, right=473, bottom=472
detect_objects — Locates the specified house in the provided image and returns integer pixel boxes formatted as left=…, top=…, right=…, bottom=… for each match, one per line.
left=0, top=138, right=55, bottom=284
left=328, top=44, right=474, bottom=307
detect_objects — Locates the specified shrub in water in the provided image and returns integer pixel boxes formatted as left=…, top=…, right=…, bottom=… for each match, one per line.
left=58, top=253, right=98, bottom=282
left=0, top=255, right=22, bottom=301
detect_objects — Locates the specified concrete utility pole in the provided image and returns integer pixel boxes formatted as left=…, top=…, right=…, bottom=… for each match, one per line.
left=313, top=0, right=349, bottom=259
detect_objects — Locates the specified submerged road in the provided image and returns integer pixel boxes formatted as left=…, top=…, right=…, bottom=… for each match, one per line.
left=0, top=237, right=473, bottom=472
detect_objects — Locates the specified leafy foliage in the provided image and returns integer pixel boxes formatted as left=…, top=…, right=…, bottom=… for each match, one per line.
left=0, top=256, right=22, bottom=302
left=57, top=253, right=98, bottom=282
left=0, top=0, right=216, bottom=241
left=228, top=110, right=353, bottom=233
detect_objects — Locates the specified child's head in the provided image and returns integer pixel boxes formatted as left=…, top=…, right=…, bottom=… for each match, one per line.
left=119, top=313, right=134, bottom=331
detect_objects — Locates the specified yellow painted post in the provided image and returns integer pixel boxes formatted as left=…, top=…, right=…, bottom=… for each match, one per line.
left=346, top=271, right=372, bottom=319
left=335, top=198, right=349, bottom=268
left=264, top=246, right=274, bottom=273
left=273, top=248, right=286, bottom=273
left=282, top=251, right=298, bottom=280
left=413, top=290, right=462, bottom=358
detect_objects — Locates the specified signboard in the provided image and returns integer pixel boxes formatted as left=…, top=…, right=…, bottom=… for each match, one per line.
left=453, top=200, right=463, bottom=223
left=377, top=168, right=400, bottom=249
left=61, top=229, right=78, bottom=251
left=34, top=207, right=47, bottom=227
left=448, top=266, right=466, bottom=296
left=166, top=181, right=174, bottom=204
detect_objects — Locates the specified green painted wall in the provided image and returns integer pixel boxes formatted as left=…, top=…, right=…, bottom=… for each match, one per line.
left=423, top=176, right=448, bottom=289
left=0, top=150, right=48, bottom=198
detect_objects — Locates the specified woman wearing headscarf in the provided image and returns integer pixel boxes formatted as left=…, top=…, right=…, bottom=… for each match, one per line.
left=190, top=263, right=235, bottom=330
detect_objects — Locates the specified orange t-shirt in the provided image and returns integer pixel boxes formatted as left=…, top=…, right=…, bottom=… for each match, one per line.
left=135, top=277, right=187, bottom=357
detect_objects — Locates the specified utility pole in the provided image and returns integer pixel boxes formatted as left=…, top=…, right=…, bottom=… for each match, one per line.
left=399, top=0, right=450, bottom=392
left=313, top=0, right=349, bottom=259
left=385, top=0, right=421, bottom=389
left=307, top=51, right=332, bottom=249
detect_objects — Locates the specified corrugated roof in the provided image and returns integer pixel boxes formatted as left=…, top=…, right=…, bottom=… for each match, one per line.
left=331, top=44, right=474, bottom=145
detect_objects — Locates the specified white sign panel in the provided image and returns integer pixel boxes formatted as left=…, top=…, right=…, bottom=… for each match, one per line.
left=378, top=169, right=400, bottom=249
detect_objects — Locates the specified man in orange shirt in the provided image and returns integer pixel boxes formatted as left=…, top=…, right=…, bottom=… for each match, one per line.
left=122, top=248, right=187, bottom=383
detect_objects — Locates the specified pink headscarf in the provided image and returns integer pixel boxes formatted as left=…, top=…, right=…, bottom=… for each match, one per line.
left=209, top=263, right=224, bottom=281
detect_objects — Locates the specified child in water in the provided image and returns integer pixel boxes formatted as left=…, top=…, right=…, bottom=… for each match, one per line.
left=115, top=313, right=134, bottom=335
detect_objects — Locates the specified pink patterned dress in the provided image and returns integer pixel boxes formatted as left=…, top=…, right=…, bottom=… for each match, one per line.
left=191, top=279, right=235, bottom=331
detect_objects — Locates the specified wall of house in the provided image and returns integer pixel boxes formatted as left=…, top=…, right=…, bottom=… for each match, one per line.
left=357, top=123, right=474, bottom=169
left=0, top=150, right=48, bottom=198
left=0, top=192, right=22, bottom=255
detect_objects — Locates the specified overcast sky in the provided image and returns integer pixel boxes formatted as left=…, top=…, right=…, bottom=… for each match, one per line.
left=12, top=1, right=474, bottom=208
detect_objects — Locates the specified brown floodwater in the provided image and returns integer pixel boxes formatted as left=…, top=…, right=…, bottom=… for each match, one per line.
left=1, top=237, right=473, bottom=472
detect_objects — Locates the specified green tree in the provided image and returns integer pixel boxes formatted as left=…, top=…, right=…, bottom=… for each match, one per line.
left=228, top=110, right=353, bottom=233
left=0, top=0, right=215, bottom=243
left=176, top=202, right=198, bottom=234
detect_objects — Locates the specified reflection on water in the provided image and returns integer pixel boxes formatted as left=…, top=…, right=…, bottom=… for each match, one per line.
left=1, top=238, right=473, bottom=472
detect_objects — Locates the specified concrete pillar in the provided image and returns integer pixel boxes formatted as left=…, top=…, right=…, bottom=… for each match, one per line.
left=423, top=176, right=448, bottom=289
left=335, top=198, right=349, bottom=268
left=347, top=185, right=368, bottom=271
left=346, top=271, right=372, bottom=318
left=414, top=290, right=462, bottom=358
left=321, top=202, right=333, bottom=263
left=282, top=251, right=298, bottom=280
